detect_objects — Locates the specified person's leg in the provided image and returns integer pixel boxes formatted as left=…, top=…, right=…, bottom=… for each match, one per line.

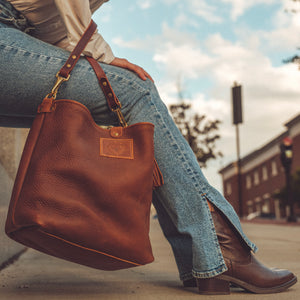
left=0, top=24, right=255, bottom=279
left=152, top=195, right=194, bottom=282
left=1, top=25, right=296, bottom=294
left=84, top=69, right=296, bottom=293
left=109, top=69, right=259, bottom=279
left=198, top=203, right=297, bottom=294
left=0, top=25, right=118, bottom=127
left=0, top=24, right=198, bottom=280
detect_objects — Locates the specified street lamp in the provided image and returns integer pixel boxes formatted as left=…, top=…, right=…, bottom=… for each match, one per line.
left=279, top=137, right=296, bottom=222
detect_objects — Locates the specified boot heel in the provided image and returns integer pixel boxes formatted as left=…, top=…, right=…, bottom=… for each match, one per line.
left=196, top=278, right=230, bottom=295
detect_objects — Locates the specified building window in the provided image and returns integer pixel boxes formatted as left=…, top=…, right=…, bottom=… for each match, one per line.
left=246, top=175, right=251, bottom=189
left=271, top=161, right=278, bottom=176
left=226, top=182, right=232, bottom=195
left=262, top=201, right=270, bottom=213
left=262, top=166, right=268, bottom=181
left=247, top=200, right=253, bottom=206
left=255, top=197, right=262, bottom=204
left=254, top=171, right=260, bottom=186
left=247, top=200, right=254, bottom=214
left=254, top=197, right=262, bottom=212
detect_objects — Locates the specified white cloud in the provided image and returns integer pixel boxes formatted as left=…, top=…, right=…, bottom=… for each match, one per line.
left=162, top=0, right=181, bottom=4
left=195, top=33, right=300, bottom=138
left=225, top=4, right=300, bottom=68
left=148, top=24, right=215, bottom=79
left=112, top=23, right=207, bottom=62
left=136, top=0, right=152, bottom=10
left=111, top=36, right=146, bottom=50
left=112, top=15, right=300, bottom=157
left=186, top=0, right=223, bottom=23
left=153, top=44, right=214, bottom=79
left=162, top=0, right=222, bottom=23
left=261, top=7, right=300, bottom=52
left=220, top=0, right=277, bottom=20
left=150, top=24, right=300, bottom=190
left=108, top=1, right=300, bottom=190
left=174, top=13, right=200, bottom=28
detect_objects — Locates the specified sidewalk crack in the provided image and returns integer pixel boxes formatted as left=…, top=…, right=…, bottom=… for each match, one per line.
left=0, top=248, right=27, bottom=272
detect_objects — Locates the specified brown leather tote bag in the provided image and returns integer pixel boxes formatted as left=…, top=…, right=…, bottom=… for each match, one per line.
left=5, top=21, right=163, bottom=270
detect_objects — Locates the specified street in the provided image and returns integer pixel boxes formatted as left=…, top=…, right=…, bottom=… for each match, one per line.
left=0, top=219, right=299, bottom=300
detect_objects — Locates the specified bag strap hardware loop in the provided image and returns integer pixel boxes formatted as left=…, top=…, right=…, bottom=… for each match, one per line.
left=113, top=107, right=128, bottom=128
left=46, top=72, right=70, bottom=99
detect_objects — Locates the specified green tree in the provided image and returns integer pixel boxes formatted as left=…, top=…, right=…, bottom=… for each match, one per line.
left=169, top=102, right=223, bottom=168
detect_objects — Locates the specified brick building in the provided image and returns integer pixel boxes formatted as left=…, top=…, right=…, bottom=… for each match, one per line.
left=219, top=114, right=300, bottom=219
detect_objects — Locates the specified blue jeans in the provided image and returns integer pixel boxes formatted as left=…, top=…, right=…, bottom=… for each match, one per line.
left=0, top=2, right=257, bottom=281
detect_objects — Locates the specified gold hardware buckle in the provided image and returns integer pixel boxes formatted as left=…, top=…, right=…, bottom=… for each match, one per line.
left=46, top=72, right=70, bottom=99
left=113, top=108, right=128, bottom=127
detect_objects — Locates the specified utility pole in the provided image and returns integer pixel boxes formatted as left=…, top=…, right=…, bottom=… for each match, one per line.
left=232, top=82, right=243, bottom=217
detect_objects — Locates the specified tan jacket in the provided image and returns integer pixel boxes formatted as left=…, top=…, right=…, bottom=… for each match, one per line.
left=8, top=0, right=115, bottom=63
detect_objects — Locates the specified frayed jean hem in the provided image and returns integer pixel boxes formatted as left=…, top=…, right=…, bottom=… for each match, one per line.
left=192, top=264, right=228, bottom=279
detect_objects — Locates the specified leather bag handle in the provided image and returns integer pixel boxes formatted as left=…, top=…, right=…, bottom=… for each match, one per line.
left=85, top=56, right=120, bottom=111
left=46, top=20, right=97, bottom=99
left=85, top=56, right=127, bottom=127
left=59, top=20, right=97, bottom=79
left=46, top=20, right=127, bottom=126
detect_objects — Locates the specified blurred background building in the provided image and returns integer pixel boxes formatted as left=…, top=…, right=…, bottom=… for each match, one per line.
left=219, top=114, right=300, bottom=220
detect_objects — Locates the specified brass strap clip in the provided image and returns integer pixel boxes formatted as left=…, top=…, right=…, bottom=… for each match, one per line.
left=113, top=108, right=128, bottom=128
left=46, top=72, right=70, bottom=99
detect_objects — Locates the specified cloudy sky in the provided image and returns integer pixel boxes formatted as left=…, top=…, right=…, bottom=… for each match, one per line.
left=94, top=0, right=300, bottom=190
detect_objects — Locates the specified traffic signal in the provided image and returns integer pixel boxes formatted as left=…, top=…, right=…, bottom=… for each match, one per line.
left=232, top=84, right=243, bottom=125
left=280, top=137, right=293, bottom=169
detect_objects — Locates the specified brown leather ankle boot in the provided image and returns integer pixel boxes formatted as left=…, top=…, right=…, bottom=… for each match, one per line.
left=196, top=206, right=297, bottom=294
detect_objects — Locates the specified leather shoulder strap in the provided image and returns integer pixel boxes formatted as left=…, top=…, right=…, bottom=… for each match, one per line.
left=59, top=20, right=97, bottom=78
left=85, top=56, right=121, bottom=111
left=48, top=20, right=126, bottom=126
left=54, top=19, right=120, bottom=112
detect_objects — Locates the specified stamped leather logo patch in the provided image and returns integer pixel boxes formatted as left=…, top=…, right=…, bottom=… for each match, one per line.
left=100, top=138, right=134, bottom=159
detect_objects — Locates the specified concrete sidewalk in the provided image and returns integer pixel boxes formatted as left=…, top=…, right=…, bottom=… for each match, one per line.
left=0, top=219, right=299, bottom=300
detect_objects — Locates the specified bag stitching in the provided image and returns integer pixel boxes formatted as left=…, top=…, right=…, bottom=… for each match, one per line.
left=40, top=229, right=142, bottom=266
